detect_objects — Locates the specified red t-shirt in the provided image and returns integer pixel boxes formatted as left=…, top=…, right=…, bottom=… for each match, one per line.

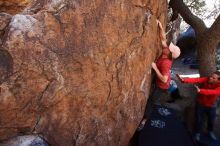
left=156, top=58, right=172, bottom=89
left=183, top=77, right=220, bottom=107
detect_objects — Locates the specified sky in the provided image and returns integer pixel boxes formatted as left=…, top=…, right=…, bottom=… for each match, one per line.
left=203, top=0, right=220, bottom=26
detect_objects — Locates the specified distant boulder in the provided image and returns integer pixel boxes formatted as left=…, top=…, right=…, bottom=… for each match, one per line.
left=177, top=27, right=196, bottom=56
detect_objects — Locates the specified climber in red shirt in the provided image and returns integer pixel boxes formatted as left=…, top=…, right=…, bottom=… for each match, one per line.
left=177, top=71, right=220, bottom=141
left=149, top=20, right=180, bottom=107
left=151, top=20, right=180, bottom=102
left=138, top=20, right=181, bottom=131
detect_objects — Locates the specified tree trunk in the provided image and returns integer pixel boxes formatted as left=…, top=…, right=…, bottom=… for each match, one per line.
left=197, top=34, right=217, bottom=76
left=170, top=0, right=220, bottom=76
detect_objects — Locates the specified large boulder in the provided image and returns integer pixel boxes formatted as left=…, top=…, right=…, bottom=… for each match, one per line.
left=0, top=0, right=168, bottom=145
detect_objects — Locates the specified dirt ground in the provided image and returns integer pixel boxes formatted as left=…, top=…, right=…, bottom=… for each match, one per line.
left=169, top=58, right=220, bottom=138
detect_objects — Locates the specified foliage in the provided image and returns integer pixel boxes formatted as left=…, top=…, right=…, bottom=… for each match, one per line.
left=184, top=0, right=206, bottom=17
left=179, top=0, right=205, bottom=32
left=180, top=0, right=220, bottom=32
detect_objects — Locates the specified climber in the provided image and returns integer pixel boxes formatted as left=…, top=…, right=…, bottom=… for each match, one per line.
left=138, top=19, right=181, bottom=131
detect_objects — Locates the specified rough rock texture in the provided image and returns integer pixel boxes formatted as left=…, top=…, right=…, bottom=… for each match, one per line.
left=0, top=13, right=12, bottom=45
left=0, top=0, right=167, bottom=145
left=0, top=135, right=49, bottom=146
left=0, top=0, right=30, bottom=15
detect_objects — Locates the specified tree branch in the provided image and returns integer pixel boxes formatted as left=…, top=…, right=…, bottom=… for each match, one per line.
left=169, top=0, right=207, bottom=34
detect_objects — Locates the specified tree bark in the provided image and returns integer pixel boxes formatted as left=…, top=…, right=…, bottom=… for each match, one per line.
left=208, top=15, right=220, bottom=42
left=169, top=0, right=220, bottom=76
left=197, top=35, right=217, bottom=76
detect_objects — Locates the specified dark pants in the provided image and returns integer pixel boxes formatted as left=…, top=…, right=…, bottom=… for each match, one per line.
left=195, top=103, right=217, bottom=134
left=144, top=87, right=170, bottom=119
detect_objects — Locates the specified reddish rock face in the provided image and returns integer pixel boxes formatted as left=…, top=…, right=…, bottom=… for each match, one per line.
left=0, top=0, right=30, bottom=15
left=0, top=0, right=167, bottom=145
left=0, top=13, right=12, bottom=45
